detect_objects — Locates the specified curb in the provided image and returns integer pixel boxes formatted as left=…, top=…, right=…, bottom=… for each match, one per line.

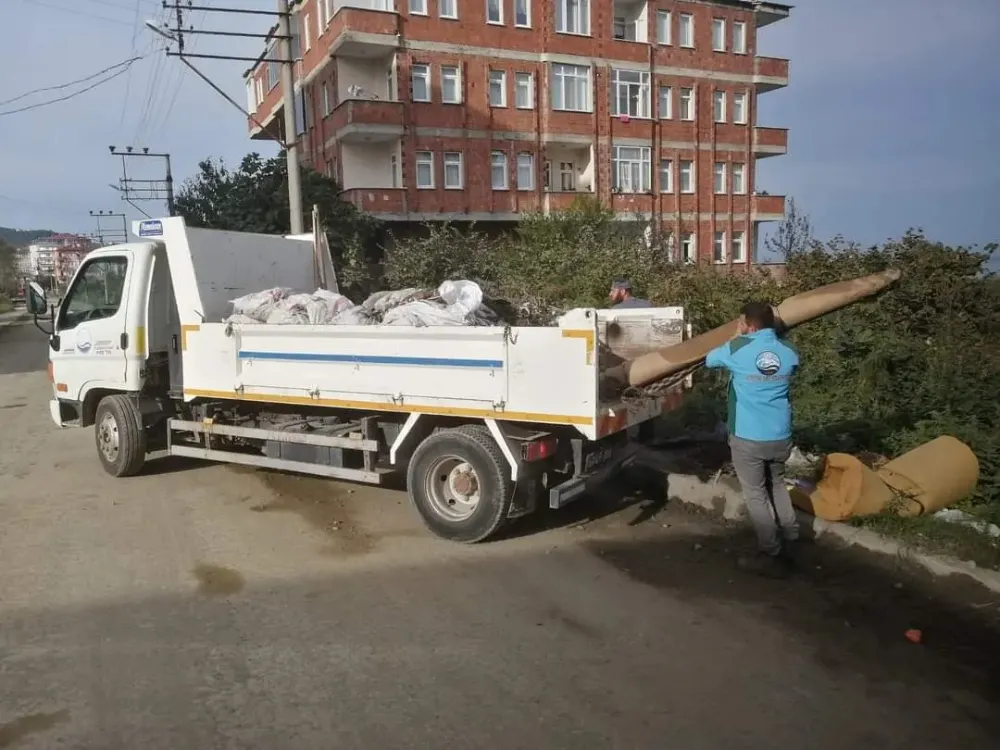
left=0, top=313, right=30, bottom=328
left=657, top=465, right=1000, bottom=595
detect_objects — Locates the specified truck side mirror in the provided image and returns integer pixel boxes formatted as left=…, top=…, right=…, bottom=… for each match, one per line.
left=26, top=282, right=47, bottom=316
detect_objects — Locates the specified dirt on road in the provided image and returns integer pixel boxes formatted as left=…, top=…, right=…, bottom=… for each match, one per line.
left=1, top=322, right=998, bottom=749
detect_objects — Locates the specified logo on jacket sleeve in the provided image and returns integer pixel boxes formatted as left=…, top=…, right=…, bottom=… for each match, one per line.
left=755, top=350, right=781, bottom=376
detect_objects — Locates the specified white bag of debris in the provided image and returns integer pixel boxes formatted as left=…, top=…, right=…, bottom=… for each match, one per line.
left=227, top=288, right=353, bottom=325
left=230, top=287, right=294, bottom=321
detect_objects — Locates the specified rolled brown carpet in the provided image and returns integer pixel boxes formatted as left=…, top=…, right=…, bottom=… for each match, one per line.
left=622, top=269, right=902, bottom=388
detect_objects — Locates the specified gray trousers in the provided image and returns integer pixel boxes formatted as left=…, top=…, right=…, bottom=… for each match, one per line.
left=729, top=435, right=799, bottom=556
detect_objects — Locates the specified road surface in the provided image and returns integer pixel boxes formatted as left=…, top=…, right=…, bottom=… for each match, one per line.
left=1, top=323, right=998, bottom=749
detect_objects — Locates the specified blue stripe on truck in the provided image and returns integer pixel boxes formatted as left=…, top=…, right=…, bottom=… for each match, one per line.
left=238, top=350, right=504, bottom=369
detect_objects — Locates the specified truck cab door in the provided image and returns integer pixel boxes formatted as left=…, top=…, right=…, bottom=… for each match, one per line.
left=51, top=253, right=133, bottom=401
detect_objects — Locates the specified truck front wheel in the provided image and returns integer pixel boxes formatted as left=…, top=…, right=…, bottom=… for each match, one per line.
left=406, top=425, right=514, bottom=543
left=94, top=394, right=147, bottom=478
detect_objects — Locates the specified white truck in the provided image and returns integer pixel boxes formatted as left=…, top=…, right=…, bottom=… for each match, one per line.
left=28, top=217, right=688, bottom=542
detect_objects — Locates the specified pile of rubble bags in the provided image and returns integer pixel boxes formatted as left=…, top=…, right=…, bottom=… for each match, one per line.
left=224, top=280, right=505, bottom=327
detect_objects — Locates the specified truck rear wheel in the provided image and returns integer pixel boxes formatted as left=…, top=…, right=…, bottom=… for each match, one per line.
left=95, top=394, right=147, bottom=478
left=406, top=425, right=513, bottom=543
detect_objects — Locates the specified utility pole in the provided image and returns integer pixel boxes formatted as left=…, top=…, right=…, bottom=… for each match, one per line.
left=276, top=0, right=303, bottom=233
left=109, top=146, right=175, bottom=216
left=89, top=210, right=128, bottom=245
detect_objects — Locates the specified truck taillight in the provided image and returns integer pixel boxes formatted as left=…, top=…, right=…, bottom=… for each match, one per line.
left=521, top=436, right=557, bottom=462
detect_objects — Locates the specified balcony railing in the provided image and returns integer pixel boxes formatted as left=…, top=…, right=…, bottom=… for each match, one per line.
left=341, top=188, right=406, bottom=214
left=754, top=56, right=789, bottom=79
left=750, top=193, right=786, bottom=217
left=330, top=99, right=404, bottom=132
left=753, top=126, right=788, bottom=156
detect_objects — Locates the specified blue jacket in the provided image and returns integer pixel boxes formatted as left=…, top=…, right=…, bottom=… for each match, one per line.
left=705, top=328, right=799, bottom=442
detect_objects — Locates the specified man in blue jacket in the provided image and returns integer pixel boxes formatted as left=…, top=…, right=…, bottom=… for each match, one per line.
left=705, top=301, right=801, bottom=578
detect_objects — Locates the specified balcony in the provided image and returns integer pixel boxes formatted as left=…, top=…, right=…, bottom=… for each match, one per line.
left=543, top=191, right=596, bottom=214
left=755, top=2, right=792, bottom=27
left=328, top=4, right=400, bottom=59
left=753, top=126, right=788, bottom=158
left=753, top=56, right=789, bottom=93
left=330, top=100, right=404, bottom=142
left=750, top=193, right=786, bottom=221
left=612, top=0, right=649, bottom=44
left=341, top=188, right=406, bottom=215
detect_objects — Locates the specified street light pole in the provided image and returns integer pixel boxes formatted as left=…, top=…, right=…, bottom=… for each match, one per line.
left=276, top=0, right=303, bottom=234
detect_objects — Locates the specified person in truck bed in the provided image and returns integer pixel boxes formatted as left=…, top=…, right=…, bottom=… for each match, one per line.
left=705, top=301, right=801, bottom=579
left=608, top=279, right=652, bottom=309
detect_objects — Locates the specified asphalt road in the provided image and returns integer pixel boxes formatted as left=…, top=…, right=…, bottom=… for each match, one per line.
left=1, top=323, right=998, bottom=749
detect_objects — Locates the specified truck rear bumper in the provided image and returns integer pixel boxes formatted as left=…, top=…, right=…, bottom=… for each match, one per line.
left=548, top=441, right=640, bottom=509
left=49, top=398, right=63, bottom=428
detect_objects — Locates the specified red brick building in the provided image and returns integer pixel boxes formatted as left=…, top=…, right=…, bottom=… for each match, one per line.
left=245, top=0, right=790, bottom=266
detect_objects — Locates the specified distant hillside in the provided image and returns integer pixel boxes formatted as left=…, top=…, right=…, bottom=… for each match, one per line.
left=0, top=227, right=56, bottom=247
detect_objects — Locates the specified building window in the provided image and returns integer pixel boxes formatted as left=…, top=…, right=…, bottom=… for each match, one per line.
left=487, top=0, right=502, bottom=24
left=658, top=85, right=672, bottom=119
left=441, top=66, right=461, bottom=104
left=679, top=13, right=694, bottom=48
left=556, top=0, right=590, bottom=36
left=612, top=145, right=651, bottom=193
left=387, top=64, right=397, bottom=100
left=559, top=162, right=576, bottom=191
left=714, top=162, right=727, bottom=194
left=488, top=69, right=507, bottom=106
left=516, top=153, right=535, bottom=190
left=714, top=231, right=727, bottom=263
left=409, top=0, right=427, bottom=15
left=733, top=21, right=747, bottom=54
left=515, top=72, right=534, bottom=109
left=732, top=163, right=746, bottom=194
left=656, top=10, right=671, bottom=45
left=443, top=152, right=463, bottom=189
left=321, top=82, right=332, bottom=117
left=267, top=46, right=280, bottom=91
left=679, top=160, right=694, bottom=193
left=515, top=0, right=530, bottom=27
left=611, top=69, right=650, bottom=118
left=491, top=151, right=509, bottom=189
left=246, top=79, right=256, bottom=113
left=733, top=91, right=748, bottom=124
left=732, top=230, right=746, bottom=262
left=415, top=151, right=434, bottom=189
left=255, top=77, right=263, bottom=107
left=551, top=63, right=591, bottom=112
left=713, top=90, right=726, bottom=123
left=440, top=0, right=458, bottom=19
left=659, top=159, right=673, bottom=192
left=390, top=152, right=400, bottom=188
left=411, top=63, right=430, bottom=101
left=712, top=18, right=726, bottom=51
left=681, top=233, right=695, bottom=263
left=679, top=87, right=694, bottom=120
left=303, top=13, right=311, bottom=50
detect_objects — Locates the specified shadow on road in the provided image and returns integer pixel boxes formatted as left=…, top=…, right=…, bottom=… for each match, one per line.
left=0, top=322, right=49, bottom=375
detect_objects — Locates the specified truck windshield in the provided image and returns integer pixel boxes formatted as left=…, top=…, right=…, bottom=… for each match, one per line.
left=58, top=256, right=129, bottom=330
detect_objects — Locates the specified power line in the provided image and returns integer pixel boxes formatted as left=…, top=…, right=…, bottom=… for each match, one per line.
left=0, top=56, right=144, bottom=108
left=0, top=65, right=135, bottom=117
left=20, top=0, right=136, bottom=27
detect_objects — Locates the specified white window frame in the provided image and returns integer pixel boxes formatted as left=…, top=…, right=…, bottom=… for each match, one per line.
left=245, top=80, right=256, bottom=113
left=440, top=0, right=458, bottom=20
left=390, top=152, right=400, bottom=189
left=488, top=69, right=507, bottom=107
left=415, top=151, right=434, bottom=189
left=558, top=161, right=576, bottom=191
left=317, top=4, right=325, bottom=36
left=516, top=152, right=535, bottom=190
left=732, top=163, right=746, bottom=194
left=255, top=77, right=263, bottom=107
left=658, top=85, right=672, bottom=119
left=487, top=0, right=503, bottom=25
left=713, top=90, right=727, bottom=123
left=321, top=81, right=332, bottom=117
left=409, top=0, right=428, bottom=16
left=491, top=151, right=509, bottom=190
left=714, top=231, right=727, bottom=263
left=441, top=65, right=462, bottom=104
left=659, top=158, right=673, bottom=193
left=713, top=162, right=727, bottom=194
left=712, top=18, right=726, bottom=52
left=515, top=0, right=531, bottom=28
left=303, top=13, right=311, bottom=51
left=515, top=72, right=535, bottom=109
left=411, top=63, right=431, bottom=102
left=555, top=0, right=590, bottom=36
left=733, top=91, right=748, bottom=124
left=733, top=21, right=748, bottom=54
left=656, top=10, right=671, bottom=45
left=679, top=87, right=694, bottom=121
left=681, top=233, right=696, bottom=264
left=612, top=145, right=651, bottom=194
left=679, top=13, right=694, bottom=48
left=443, top=151, right=463, bottom=189
left=611, top=69, right=650, bottom=119
left=550, top=63, right=591, bottom=112
left=679, top=160, right=695, bottom=193
left=732, top=230, right=746, bottom=262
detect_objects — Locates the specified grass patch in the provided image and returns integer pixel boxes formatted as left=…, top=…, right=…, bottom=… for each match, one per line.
left=850, top=513, right=1000, bottom=571
left=0, top=297, right=12, bottom=314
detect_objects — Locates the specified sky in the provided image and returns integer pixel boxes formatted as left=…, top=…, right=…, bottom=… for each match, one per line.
left=0, top=0, right=997, bottom=252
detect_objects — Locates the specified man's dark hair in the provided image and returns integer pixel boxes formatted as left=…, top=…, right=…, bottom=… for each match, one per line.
left=742, top=301, right=775, bottom=330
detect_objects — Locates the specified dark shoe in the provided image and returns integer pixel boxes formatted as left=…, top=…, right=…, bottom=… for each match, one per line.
left=737, top=552, right=793, bottom=579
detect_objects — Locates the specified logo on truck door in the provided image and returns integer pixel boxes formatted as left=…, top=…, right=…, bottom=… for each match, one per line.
left=76, top=328, right=92, bottom=353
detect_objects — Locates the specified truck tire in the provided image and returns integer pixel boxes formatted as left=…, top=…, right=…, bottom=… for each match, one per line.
left=406, top=425, right=514, bottom=543
left=94, top=394, right=147, bottom=478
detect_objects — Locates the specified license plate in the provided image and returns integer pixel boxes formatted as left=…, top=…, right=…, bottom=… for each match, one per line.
left=583, top=445, right=614, bottom=473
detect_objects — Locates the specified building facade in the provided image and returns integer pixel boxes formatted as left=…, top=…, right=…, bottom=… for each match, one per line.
left=245, top=0, right=790, bottom=266
left=26, top=234, right=94, bottom=288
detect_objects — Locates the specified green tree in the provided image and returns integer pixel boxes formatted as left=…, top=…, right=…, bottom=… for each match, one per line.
left=764, top=197, right=814, bottom=258
left=0, top=239, right=18, bottom=295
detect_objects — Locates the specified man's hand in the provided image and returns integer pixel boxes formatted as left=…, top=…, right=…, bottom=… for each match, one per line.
left=734, top=315, right=749, bottom=338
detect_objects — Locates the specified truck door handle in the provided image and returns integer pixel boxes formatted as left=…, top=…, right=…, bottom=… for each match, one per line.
left=120, top=332, right=129, bottom=350
left=171, top=334, right=178, bottom=353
